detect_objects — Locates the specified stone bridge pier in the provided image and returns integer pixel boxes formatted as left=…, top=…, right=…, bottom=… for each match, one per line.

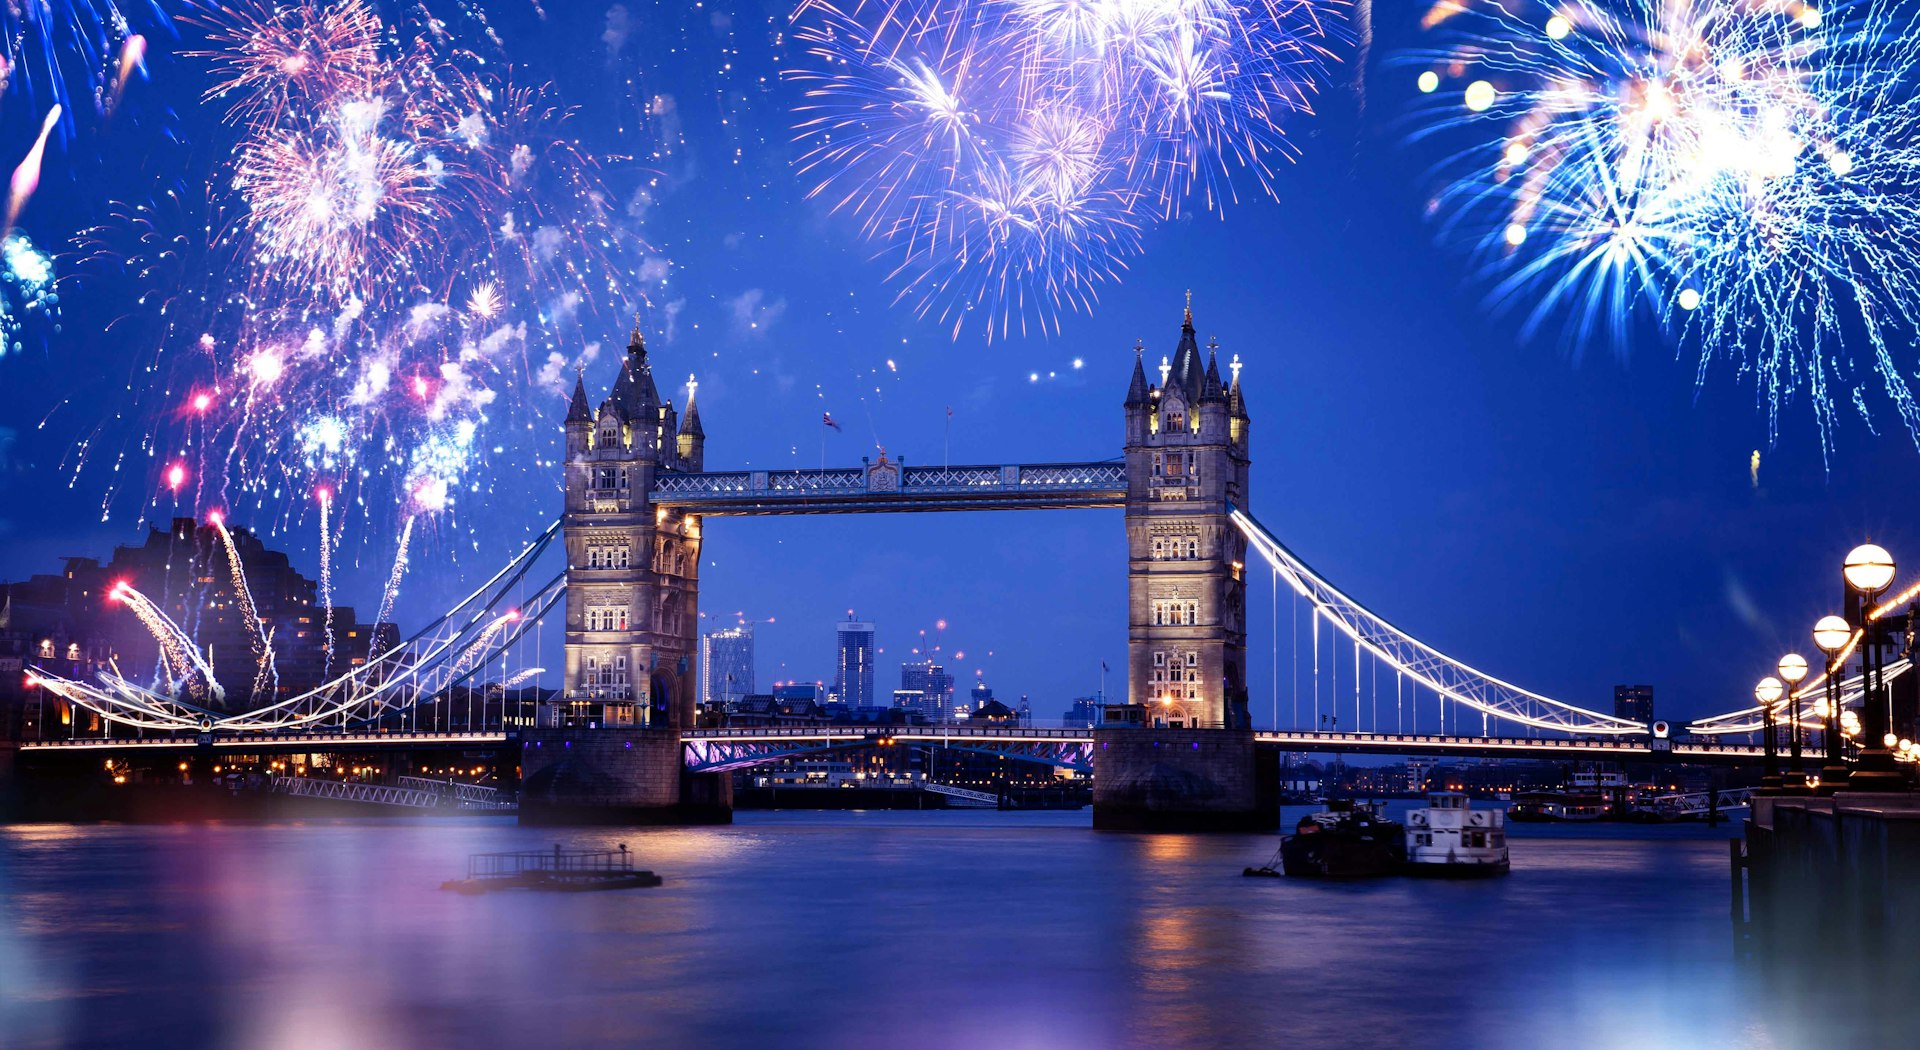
left=518, top=729, right=731, bottom=826
left=1091, top=727, right=1278, bottom=832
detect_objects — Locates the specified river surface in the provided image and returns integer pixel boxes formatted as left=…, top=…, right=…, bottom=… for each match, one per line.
left=0, top=806, right=1892, bottom=1049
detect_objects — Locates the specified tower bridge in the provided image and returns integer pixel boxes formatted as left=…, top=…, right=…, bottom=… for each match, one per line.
left=14, top=297, right=1826, bottom=828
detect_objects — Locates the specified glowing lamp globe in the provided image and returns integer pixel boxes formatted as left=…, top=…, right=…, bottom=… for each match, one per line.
left=1843, top=544, right=1896, bottom=594
left=1813, top=615, right=1851, bottom=654
left=1777, top=653, right=1809, bottom=685
left=1755, top=676, right=1784, bottom=705
left=1885, top=733, right=1900, bottom=749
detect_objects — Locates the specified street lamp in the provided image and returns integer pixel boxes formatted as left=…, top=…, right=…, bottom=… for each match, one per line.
left=1778, top=654, right=1810, bottom=792
left=1813, top=614, right=1852, bottom=792
left=1843, top=543, right=1904, bottom=790
left=1756, top=675, right=1784, bottom=792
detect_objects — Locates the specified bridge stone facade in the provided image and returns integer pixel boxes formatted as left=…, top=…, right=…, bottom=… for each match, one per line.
left=559, top=328, right=704, bottom=730
left=1123, top=299, right=1252, bottom=730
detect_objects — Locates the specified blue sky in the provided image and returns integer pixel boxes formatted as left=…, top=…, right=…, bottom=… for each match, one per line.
left=2, top=1, right=1915, bottom=728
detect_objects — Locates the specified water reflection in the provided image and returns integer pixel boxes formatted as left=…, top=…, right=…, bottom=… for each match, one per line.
left=0, top=810, right=1891, bottom=1049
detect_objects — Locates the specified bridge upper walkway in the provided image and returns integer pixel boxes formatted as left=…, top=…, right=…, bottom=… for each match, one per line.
left=646, top=461, right=1127, bottom=515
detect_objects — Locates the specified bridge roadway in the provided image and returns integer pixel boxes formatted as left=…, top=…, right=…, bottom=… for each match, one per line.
left=17, top=726, right=1767, bottom=765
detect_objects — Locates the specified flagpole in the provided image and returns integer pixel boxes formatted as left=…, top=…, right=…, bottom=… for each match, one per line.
left=943, top=406, right=951, bottom=470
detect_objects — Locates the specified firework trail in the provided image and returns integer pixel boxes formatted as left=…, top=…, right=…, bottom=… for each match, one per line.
left=376, top=514, right=415, bottom=632
left=106, top=579, right=220, bottom=705
left=451, top=610, right=520, bottom=681
left=500, top=667, right=546, bottom=690
left=789, top=0, right=1349, bottom=339
left=316, top=486, right=335, bottom=677
left=0, top=2, right=162, bottom=131
left=209, top=512, right=276, bottom=703
left=6, top=105, right=61, bottom=231
left=1411, top=0, right=1920, bottom=458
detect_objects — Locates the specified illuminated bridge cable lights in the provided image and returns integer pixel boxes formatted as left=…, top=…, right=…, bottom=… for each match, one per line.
left=1230, top=507, right=1649, bottom=737
left=30, top=522, right=566, bottom=735
left=1684, top=660, right=1908, bottom=736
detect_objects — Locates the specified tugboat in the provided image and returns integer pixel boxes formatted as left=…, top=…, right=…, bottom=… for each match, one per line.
left=1403, top=791, right=1509, bottom=877
left=1251, top=800, right=1406, bottom=878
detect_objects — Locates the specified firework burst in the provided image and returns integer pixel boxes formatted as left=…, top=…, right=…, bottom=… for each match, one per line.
left=70, top=0, right=657, bottom=552
left=0, top=231, right=58, bottom=356
left=789, top=0, right=1348, bottom=339
left=1413, top=0, right=1920, bottom=458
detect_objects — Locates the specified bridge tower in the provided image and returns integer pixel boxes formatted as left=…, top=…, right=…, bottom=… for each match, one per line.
left=1122, top=295, right=1252, bottom=729
left=559, top=326, right=704, bottom=729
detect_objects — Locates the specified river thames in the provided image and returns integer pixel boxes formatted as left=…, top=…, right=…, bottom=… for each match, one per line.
left=0, top=807, right=1893, bottom=1049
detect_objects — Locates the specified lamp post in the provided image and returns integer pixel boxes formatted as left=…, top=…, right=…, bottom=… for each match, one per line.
left=1777, top=654, right=1810, bottom=793
left=1843, top=543, right=1904, bottom=791
left=1756, top=676, right=1784, bottom=793
left=1813, top=614, right=1852, bottom=794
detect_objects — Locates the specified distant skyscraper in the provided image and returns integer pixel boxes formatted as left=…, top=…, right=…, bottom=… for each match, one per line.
left=1614, top=684, right=1654, bottom=724
left=834, top=616, right=876, bottom=708
left=900, top=658, right=954, bottom=722
left=1063, top=697, right=1101, bottom=728
left=701, top=624, right=756, bottom=707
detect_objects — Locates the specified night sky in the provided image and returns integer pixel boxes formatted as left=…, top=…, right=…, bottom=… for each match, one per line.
left=2, top=1, right=1915, bottom=728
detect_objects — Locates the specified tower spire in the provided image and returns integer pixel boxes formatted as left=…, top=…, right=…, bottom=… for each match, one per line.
left=680, top=373, right=704, bottom=437
left=566, top=362, right=592, bottom=423
left=1183, top=289, right=1193, bottom=330
left=1125, top=339, right=1150, bottom=405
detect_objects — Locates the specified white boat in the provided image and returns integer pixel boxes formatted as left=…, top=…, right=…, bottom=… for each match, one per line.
left=1404, top=791, right=1509, bottom=877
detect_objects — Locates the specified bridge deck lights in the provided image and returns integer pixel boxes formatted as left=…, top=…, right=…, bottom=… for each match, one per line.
left=1777, top=655, right=1810, bottom=791
left=1756, top=675, right=1785, bottom=792
left=1813, top=613, right=1853, bottom=792
left=1843, top=543, right=1904, bottom=789
left=1844, top=544, right=1896, bottom=595
left=1814, top=615, right=1851, bottom=656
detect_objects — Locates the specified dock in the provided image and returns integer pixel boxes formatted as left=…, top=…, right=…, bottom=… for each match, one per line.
left=442, top=844, right=663, bottom=894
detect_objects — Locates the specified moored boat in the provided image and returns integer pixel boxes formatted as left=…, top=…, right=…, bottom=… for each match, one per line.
left=1507, top=790, right=1606, bottom=822
left=1269, top=801, right=1406, bottom=878
left=1404, top=791, right=1509, bottom=877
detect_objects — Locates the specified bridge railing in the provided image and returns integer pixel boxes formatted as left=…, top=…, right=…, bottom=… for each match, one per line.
left=270, top=776, right=443, bottom=808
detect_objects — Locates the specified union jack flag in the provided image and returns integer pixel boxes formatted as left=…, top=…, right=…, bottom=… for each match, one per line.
left=822, top=412, right=842, bottom=432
